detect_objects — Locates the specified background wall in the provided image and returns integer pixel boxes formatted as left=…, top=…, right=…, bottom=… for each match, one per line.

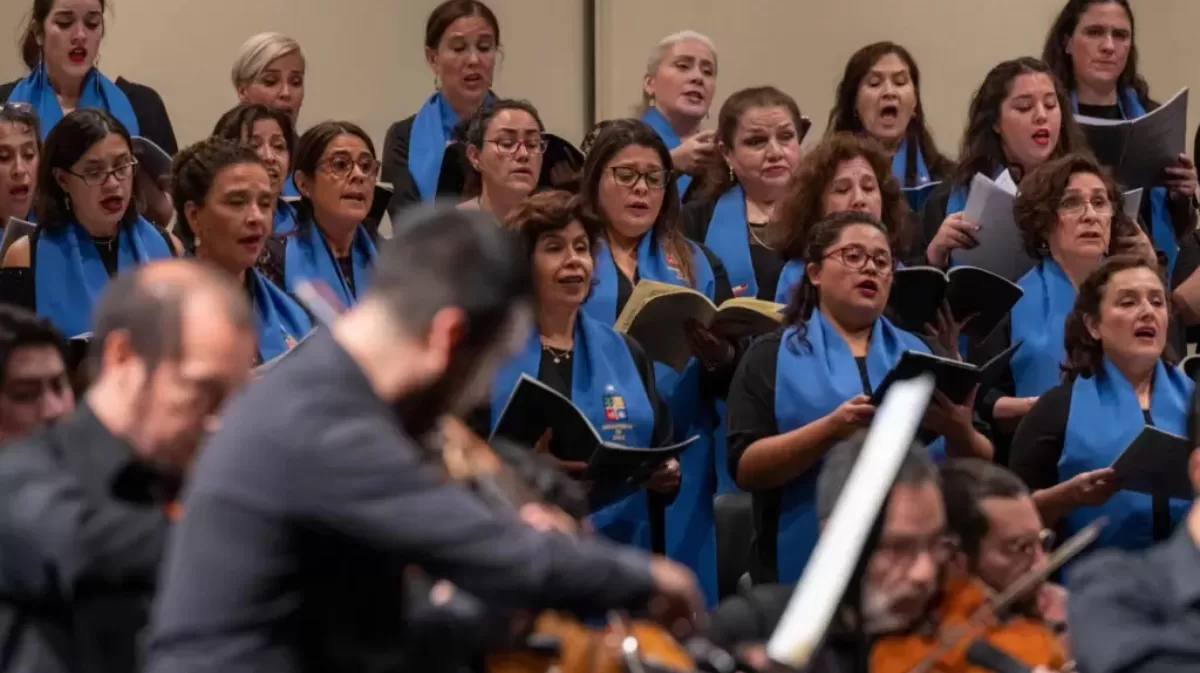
left=0, top=1, right=1196, bottom=157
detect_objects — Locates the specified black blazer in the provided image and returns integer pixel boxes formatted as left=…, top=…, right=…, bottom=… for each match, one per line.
left=381, top=116, right=455, bottom=220
left=0, top=76, right=178, bottom=156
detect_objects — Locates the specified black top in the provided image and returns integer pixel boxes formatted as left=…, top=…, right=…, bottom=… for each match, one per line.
left=0, top=77, right=178, bottom=156
left=381, top=116, right=459, bottom=220
left=335, top=256, right=356, bottom=299
left=0, top=404, right=168, bottom=673
left=679, top=197, right=785, bottom=302
left=1010, top=380, right=1174, bottom=542
left=1077, top=102, right=1125, bottom=121
left=1068, top=526, right=1200, bottom=673
left=145, top=330, right=659, bottom=673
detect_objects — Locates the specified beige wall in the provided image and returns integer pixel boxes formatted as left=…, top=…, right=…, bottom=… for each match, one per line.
left=0, top=1, right=1196, bottom=158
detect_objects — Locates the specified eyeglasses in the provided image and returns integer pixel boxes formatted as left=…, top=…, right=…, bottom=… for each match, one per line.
left=320, top=154, right=380, bottom=181
left=487, top=137, right=548, bottom=155
left=67, top=159, right=138, bottom=186
left=2, top=373, right=71, bottom=404
left=824, top=244, right=894, bottom=274
left=876, top=534, right=959, bottom=572
left=998, top=529, right=1055, bottom=558
left=1059, top=194, right=1113, bottom=216
left=610, top=166, right=668, bottom=190
left=0, top=102, right=33, bottom=115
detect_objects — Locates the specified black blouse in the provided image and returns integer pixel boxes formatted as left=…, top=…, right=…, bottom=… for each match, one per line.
left=679, top=198, right=785, bottom=302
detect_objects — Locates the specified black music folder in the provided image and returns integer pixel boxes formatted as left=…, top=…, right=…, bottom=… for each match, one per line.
left=1076, top=88, right=1189, bottom=189
left=886, top=265, right=1023, bottom=340
left=132, top=136, right=174, bottom=180
left=0, top=267, right=34, bottom=311
left=491, top=374, right=695, bottom=484
left=1110, top=425, right=1193, bottom=500
left=869, top=342, right=1020, bottom=407
left=902, top=181, right=941, bottom=212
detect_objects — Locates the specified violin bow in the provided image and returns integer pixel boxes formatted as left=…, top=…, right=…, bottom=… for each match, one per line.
left=903, top=517, right=1107, bottom=673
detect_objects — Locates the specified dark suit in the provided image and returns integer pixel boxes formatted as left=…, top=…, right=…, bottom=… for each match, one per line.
left=0, top=406, right=168, bottom=673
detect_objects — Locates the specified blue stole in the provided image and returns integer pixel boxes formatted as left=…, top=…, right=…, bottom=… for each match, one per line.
left=582, top=234, right=720, bottom=605
left=273, top=199, right=298, bottom=236
left=641, top=107, right=691, bottom=199
left=707, top=186, right=757, bottom=298
left=773, top=310, right=942, bottom=583
left=491, top=313, right=656, bottom=549
left=8, top=63, right=139, bottom=138
left=1071, top=90, right=1177, bottom=275
left=35, top=217, right=171, bottom=336
left=281, top=175, right=299, bottom=199
left=774, top=259, right=805, bottom=305
left=409, top=92, right=492, bottom=200
left=1061, top=359, right=1193, bottom=551
left=892, top=137, right=931, bottom=188
left=284, top=222, right=377, bottom=308
left=248, top=269, right=312, bottom=362
left=1010, top=258, right=1076, bottom=397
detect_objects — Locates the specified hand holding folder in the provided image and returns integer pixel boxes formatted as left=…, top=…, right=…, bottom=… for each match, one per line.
left=869, top=342, right=1021, bottom=406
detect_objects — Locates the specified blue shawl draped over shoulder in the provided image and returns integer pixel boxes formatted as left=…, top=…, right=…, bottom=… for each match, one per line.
left=1010, top=258, right=1077, bottom=397
left=248, top=269, right=313, bottom=362
left=641, top=107, right=692, bottom=200
left=1060, top=359, right=1193, bottom=551
left=892, top=138, right=931, bottom=188
left=408, top=92, right=493, bottom=201
left=772, top=310, right=943, bottom=583
left=8, top=63, right=139, bottom=138
left=283, top=222, right=377, bottom=308
left=706, top=185, right=758, bottom=298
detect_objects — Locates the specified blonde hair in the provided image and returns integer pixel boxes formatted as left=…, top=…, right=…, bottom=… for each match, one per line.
left=231, top=32, right=304, bottom=88
left=638, top=30, right=718, bottom=113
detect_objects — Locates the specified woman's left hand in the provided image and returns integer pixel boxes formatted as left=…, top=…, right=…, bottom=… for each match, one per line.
left=922, top=387, right=977, bottom=440
left=645, top=458, right=682, bottom=493
left=684, top=318, right=735, bottom=370
left=923, top=301, right=972, bottom=361
left=1165, top=153, right=1199, bottom=201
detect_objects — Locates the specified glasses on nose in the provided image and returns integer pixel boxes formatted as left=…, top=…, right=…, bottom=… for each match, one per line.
left=487, top=137, right=548, bottom=155
left=3, top=374, right=71, bottom=404
left=610, top=166, right=667, bottom=191
left=0, top=102, right=33, bottom=116
left=1059, top=194, right=1113, bottom=217
left=824, top=245, right=894, bottom=275
left=876, top=534, right=958, bottom=572
left=68, top=160, right=138, bottom=187
left=1000, top=529, right=1055, bottom=559
left=321, top=155, right=380, bottom=181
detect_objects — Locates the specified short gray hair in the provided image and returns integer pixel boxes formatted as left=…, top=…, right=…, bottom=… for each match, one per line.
left=638, top=29, right=718, bottom=111
left=231, top=32, right=304, bottom=88
left=816, top=431, right=940, bottom=521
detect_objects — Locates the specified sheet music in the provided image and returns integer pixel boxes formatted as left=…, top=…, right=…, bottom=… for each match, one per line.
left=1123, top=188, right=1143, bottom=220
left=766, top=374, right=936, bottom=668
left=1076, top=88, right=1188, bottom=188
left=953, top=173, right=1035, bottom=282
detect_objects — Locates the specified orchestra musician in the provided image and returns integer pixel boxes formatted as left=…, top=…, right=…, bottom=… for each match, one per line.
left=0, top=305, right=75, bottom=443
left=145, top=205, right=704, bottom=673
left=0, top=259, right=256, bottom=673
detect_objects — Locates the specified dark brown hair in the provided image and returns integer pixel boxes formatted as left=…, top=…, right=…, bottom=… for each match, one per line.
left=940, top=459, right=1030, bottom=559
left=575, top=118, right=695, bottom=286
left=170, top=137, right=264, bottom=253
left=35, top=108, right=138, bottom=231
left=456, top=98, right=544, bottom=198
left=951, top=57, right=1089, bottom=189
left=782, top=210, right=894, bottom=350
left=1062, top=254, right=1174, bottom=379
left=1041, top=0, right=1152, bottom=107
left=0, top=103, right=42, bottom=143
left=827, top=41, right=952, bottom=185
left=211, top=103, right=296, bottom=161
left=694, top=86, right=807, bottom=202
left=291, top=120, right=376, bottom=227
left=1013, top=153, right=1135, bottom=258
left=504, top=189, right=600, bottom=264
left=425, top=0, right=500, bottom=50
left=773, top=132, right=909, bottom=262
left=21, top=0, right=109, bottom=70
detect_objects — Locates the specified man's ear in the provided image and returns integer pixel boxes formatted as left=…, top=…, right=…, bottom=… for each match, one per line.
left=424, top=306, right=467, bottom=378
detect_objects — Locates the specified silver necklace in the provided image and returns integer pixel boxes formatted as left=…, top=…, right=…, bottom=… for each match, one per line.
left=542, top=343, right=572, bottom=364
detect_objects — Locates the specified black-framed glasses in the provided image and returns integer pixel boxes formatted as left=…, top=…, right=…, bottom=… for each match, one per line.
left=487, top=137, right=548, bottom=155
left=320, top=154, right=380, bottom=181
left=823, top=244, right=894, bottom=274
left=610, top=166, right=667, bottom=190
left=67, top=159, right=138, bottom=186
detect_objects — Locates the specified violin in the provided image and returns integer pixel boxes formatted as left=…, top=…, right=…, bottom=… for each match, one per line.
left=869, top=518, right=1102, bottom=673
left=437, top=416, right=699, bottom=673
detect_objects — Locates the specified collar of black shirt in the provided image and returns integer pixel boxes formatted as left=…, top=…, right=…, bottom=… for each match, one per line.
left=1163, top=523, right=1200, bottom=608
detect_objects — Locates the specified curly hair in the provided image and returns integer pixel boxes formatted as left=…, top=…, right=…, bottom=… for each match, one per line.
left=503, top=190, right=600, bottom=264
left=170, top=138, right=265, bottom=254
left=1013, top=153, right=1136, bottom=259
left=782, top=210, right=894, bottom=351
left=772, top=133, right=909, bottom=262
left=1061, top=254, right=1175, bottom=380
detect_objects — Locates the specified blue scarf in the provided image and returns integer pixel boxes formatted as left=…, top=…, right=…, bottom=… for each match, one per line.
left=774, top=259, right=804, bottom=305
left=281, top=175, right=299, bottom=199
left=409, top=92, right=492, bottom=201
left=8, top=63, right=139, bottom=138
left=1061, top=358, right=1193, bottom=551
left=772, top=310, right=942, bottom=583
left=1071, top=90, right=1177, bottom=276
left=583, top=235, right=715, bottom=324
left=707, top=185, right=757, bottom=298
left=35, top=217, right=170, bottom=336
left=248, top=269, right=312, bottom=362
left=892, top=137, right=931, bottom=188
left=1010, top=258, right=1076, bottom=397
left=641, top=107, right=691, bottom=200
left=273, top=199, right=297, bottom=236
left=284, top=222, right=377, bottom=308
left=491, top=312, right=656, bottom=549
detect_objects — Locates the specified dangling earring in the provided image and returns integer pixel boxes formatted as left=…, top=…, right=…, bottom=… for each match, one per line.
left=63, top=195, right=71, bottom=212
left=434, top=75, right=441, bottom=90
left=648, top=94, right=656, bottom=108
left=727, top=164, right=734, bottom=183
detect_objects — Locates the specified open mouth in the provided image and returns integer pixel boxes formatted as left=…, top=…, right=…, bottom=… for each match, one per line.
left=1134, top=325, right=1158, bottom=339
left=557, top=273, right=587, bottom=287
left=1078, top=230, right=1103, bottom=240
left=99, top=195, right=124, bottom=213
left=463, top=73, right=484, bottom=85
left=68, top=47, right=87, bottom=64
left=879, top=104, right=900, bottom=122
left=627, top=200, right=650, bottom=213
left=510, top=167, right=534, bottom=177
left=8, top=185, right=29, bottom=199
left=1032, top=129, right=1051, bottom=147
left=856, top=279, right=879, bottom=296
left=237, top=234, right=263, bottom=249
left=341, top=192, right=368, bottom=204
left=682, top=91, right=705, bottom=105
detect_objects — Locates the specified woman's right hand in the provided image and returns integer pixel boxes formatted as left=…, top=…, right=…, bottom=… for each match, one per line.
left=926, top=213, right=981, bottom=267
left=1065, top=467, right=1119, bottom=507
left=670, top=130, right=717, bottom=175
left=829, top=394, right=876, bottom=437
